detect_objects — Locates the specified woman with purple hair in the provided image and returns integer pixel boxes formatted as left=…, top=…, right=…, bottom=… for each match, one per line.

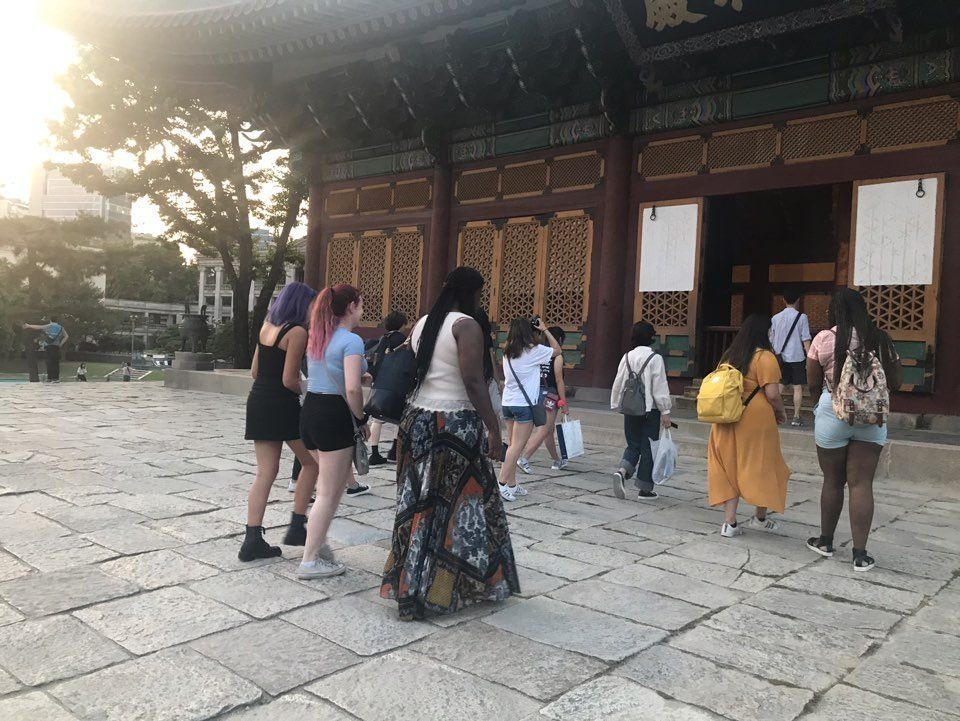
left=239, top=281, right=320, bottom=562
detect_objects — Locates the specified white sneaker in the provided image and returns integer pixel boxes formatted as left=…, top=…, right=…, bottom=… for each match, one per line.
left=499, top=483, right=517, bottom=502
left=287, top=480, right=297, bottom=493
left=513, top=484, right=529, bottom=497
left=296, top=556, right=345, bottom=579
left=613, top=470, right=626, bottom=500
left=720, top=522, right=743, bottom=538
left=517, top=457, right=532, bottom=474
left=745, top=515, right=781, bottom=532
left=551, top=458, right=569, bottom=470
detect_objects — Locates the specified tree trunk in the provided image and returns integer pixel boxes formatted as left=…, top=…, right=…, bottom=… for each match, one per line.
left=232, top=275, right=252, bottom=368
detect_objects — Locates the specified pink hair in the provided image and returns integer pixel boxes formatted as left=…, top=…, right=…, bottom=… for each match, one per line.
left=307, top=284, right=361, bottom=359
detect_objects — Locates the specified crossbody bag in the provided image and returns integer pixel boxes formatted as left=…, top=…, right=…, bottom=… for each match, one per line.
left=507, top=358, right=547, bottom=427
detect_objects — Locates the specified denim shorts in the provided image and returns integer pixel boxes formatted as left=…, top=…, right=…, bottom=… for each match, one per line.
left=502, top=405, right=534, bottom=423
left=813, top=391, right=887, bottom=449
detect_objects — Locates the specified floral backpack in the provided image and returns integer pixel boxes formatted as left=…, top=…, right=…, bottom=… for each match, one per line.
left=832, top=346, right=889, bottom=426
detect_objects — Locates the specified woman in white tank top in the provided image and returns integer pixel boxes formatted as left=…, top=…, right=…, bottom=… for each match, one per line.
left=380, top=267, right=519, bottom=621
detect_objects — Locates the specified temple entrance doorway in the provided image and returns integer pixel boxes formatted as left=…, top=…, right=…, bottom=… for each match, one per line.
left=697, top=183, right=851, bottom=374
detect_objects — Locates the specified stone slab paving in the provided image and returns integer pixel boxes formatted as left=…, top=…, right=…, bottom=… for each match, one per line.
left=0, top=384, right=958, bottom=720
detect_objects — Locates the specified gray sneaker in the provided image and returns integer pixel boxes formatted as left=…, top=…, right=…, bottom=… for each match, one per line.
left=297, top=556, right=345, bottom=579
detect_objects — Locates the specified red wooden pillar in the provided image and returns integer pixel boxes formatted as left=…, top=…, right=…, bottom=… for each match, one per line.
left=304, top=181, right=325, bottom=290
left=424, top=162, right=452, bottom=309
left=591, top=135, right=633, bottom=386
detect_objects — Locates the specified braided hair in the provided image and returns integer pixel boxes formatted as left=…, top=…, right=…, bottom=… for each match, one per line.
left=414, top=267, right=484, bottom=389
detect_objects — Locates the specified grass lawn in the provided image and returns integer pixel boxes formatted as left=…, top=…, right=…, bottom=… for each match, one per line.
left=0, top=360, right=164, bottom=382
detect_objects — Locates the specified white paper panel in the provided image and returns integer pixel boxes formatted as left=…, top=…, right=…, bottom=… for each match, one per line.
left=854, top=178, right=938, bottom=286
left=638, top=203, right=699, bottom=292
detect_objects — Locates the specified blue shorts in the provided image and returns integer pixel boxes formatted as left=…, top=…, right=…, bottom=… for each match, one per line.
left=813, top=391, right=887, bottom=449
left=502, top=405, right=534, bottom=423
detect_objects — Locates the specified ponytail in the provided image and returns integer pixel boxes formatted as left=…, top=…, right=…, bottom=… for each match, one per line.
left=307, top=284, right=361, bottom=359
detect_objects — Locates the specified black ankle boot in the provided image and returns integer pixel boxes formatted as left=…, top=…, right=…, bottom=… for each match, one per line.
left=369, top=449, right=388, bottom=466
left=282, top=513, right=307, bottom=546
left=238, top=525, right=282, bottom=562
left=386, top=439, right=398, bottom=462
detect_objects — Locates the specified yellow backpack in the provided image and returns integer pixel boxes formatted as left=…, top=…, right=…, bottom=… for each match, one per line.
left=697, top=362, right=762, bottom=424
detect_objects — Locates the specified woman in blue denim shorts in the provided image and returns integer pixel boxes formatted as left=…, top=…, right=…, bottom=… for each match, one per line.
left=806, top=288, right=901, bottom=572
left=499, top=318, right=561, bottom=501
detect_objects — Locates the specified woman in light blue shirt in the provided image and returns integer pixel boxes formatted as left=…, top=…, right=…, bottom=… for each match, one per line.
left=297, top=283, right=369, bottom=579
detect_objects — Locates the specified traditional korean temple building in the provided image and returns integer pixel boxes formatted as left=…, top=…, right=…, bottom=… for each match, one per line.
left=47, top=0, right=960, bottom=415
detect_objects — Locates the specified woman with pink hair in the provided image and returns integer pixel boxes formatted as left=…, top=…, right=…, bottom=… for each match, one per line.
left=296, top=284, right=369, bottom=579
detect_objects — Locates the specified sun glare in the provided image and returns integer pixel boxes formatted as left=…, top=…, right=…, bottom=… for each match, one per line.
left=0, top=1, right=76, bottom=202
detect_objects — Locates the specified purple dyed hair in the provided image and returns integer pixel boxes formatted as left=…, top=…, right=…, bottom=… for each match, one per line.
left=267, top=282, right=317, bottom=326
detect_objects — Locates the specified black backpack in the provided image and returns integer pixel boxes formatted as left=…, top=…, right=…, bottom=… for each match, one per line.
left=364, top=341, right=417, bottom=423
left=366, top=331, right=403, bottom=381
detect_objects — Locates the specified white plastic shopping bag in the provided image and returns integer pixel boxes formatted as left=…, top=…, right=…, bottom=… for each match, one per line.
left=651, top=428, right=677, bottom=485
left=556, top=416, right=585, bottom=459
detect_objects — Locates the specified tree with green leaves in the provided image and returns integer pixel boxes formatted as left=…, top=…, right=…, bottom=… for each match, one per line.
left=50, top=45, right=305, bottom=367
left=102, top=239, right=198, bottom=304
left=0, top=216, right=123, bottom=353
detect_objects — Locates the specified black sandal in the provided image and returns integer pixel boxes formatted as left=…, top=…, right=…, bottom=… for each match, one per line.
left=853, top=549, right=875, bottom=572
left=806, top=536, right=834, bottom=557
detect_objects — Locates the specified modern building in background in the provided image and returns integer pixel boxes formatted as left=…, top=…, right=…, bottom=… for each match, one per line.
left=28, top=167, right=132, bottom=231
left=197, top=233, right=305, bottom=324
left=101, top=297, right=199, bottom=349
left=0, top=196, right=29, bottom=219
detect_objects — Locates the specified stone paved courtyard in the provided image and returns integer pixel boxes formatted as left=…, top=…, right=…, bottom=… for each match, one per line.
left=0, top=383, right=959, bottom=721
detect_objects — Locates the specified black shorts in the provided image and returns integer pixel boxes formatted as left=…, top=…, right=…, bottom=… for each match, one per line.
left=299, top=393, right=355, bottom=452
left=780, top=360, right=807, bottom=386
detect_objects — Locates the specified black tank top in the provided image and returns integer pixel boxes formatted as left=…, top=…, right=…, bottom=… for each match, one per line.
left=540, top=358, right=558, bottom=391
left=253, top=323, right=300, bottom=391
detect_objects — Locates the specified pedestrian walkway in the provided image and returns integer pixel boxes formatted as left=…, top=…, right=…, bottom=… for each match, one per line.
left=0, top=384, right=958, bottom=721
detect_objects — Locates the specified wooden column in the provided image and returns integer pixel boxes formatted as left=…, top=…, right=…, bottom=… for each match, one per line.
left=304, top=181, right=325, bottom=290
left=592, top=135, right=633, bottom=386
left=424, top=162, right=452, bottom=310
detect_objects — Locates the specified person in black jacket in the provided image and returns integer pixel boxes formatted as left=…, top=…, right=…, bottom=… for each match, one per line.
left=368, top=311, right=408, bottom=465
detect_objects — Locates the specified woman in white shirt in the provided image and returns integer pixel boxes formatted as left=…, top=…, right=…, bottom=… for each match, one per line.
left=610, top=321, right=672, bottom=501
left=500, top=317, right=561, bottom=500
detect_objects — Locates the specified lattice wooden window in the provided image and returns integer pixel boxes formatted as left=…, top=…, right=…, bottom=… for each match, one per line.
left=551, top=152, right=604, bottom=192
left=325, top=228, right=423, bottom=326
left=393, top=179, right=431, bottom=210
left=358, top=185, right=391, bottom=214
left=501, top=161, right=549, bottom=198
left=456, top=168, right=499, bottom=203
left=639, top=292, right=690, bottom=330
left=457, top=223, right=497, bottom=316
left=499, top=220, right=542, bottom=321
left=544, top=214, right=592, bottom=327
left=867, top=97, right=959, bottom=152
left=388, top=230, right=423, bottom=323
left=708, top=126, right=778, bottom=172
left=861, top=285, right=926, bottom=331
left=325, top=190, right=357, bottom=217
left=639, top=137, right=702, bottom=179
left=457, top=212, right=592, bottom=329
left=358, top=233, right=387, bottom=323
left=325, top=234, right=356, bottom=286
left=782, top=113, right=861, bottom=163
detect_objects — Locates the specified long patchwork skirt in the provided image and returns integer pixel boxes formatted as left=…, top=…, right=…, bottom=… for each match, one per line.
left=380, top=406, right=520, bottom=621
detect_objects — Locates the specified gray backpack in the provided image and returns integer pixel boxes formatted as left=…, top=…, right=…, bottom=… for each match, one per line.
left=617, top=352, right=656, bottom=416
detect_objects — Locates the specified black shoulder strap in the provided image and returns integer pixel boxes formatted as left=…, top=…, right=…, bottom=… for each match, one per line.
left=273, top=323, right=297, bottom=348
left=779, top=311, right=802, bottom=354
left=507, top=358, right=537, bottom=411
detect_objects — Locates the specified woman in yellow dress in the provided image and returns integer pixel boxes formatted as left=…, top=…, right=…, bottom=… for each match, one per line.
left=707, top=314, right=790, bottom=537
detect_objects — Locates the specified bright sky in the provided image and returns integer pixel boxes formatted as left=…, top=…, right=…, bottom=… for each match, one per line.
left=0, top=2, right=163, bottom=233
